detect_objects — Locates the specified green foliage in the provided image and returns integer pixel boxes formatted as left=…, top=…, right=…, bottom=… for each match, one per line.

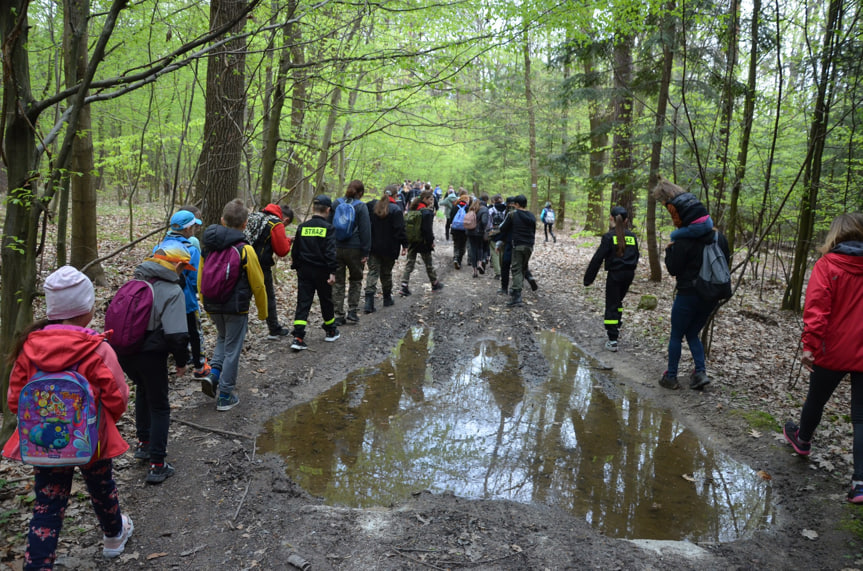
left=730, top=410, right=780, bottom=433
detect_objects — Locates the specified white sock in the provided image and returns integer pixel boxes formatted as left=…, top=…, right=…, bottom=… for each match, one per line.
left=853, top=481, right=863, bottom=488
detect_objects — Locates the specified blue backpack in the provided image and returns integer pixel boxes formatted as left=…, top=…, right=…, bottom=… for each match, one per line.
left=333, top=199, right=358, bottom=241
left=452, top=204, right=467, bottom=231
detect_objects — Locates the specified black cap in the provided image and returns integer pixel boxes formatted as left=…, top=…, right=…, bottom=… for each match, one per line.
left=611, top=205, right=628, bottom=219
left=313, top=195, right=332, bottom=208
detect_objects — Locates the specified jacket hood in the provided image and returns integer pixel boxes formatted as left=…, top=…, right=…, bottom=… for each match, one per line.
left=825, top=241, right=863, bottom=275
left=670, top=193, right=708, bottom=226
left=22, top=325, right=106, bottom=371
left=203, top=224, right=247, bottom=252
left=134, top=260, right=183, bottom=283
left=263, top=204, right=284, bottom=219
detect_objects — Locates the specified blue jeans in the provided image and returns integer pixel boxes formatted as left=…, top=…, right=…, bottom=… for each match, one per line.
left=667, top=292, right=715, bottom=378
left=210, top=313, right=249, bottom=396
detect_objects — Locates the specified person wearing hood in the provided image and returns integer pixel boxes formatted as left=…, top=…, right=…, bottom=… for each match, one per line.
left=121, top=241, right=195, bottom=484
left=245, top=203, right=294, bottom=340
left=3, top=266, right=134, bottom=564
left=200, top=199, right=267, bottom=413
left=783, top=213, right=863, bottom=503
left=653, top=178, right=730, bottom=391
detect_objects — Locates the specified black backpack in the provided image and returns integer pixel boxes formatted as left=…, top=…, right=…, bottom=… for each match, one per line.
left=694, top=238, right=732, bottom=302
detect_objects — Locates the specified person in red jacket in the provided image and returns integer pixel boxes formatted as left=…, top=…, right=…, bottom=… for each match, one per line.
left=3, top=266, right=133, bottom=568
left=246, top=203, right=294, bottom=339
left=783, top=213, right=863, bottom=503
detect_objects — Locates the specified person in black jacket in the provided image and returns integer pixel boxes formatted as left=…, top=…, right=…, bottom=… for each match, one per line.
left=584, top=206, right=640, bottom=352
left=654, top=178, right=730, bottom=390
left=497, top=194, right=535, bottom=307
left=289, top=195, right=339, bottom=351
left=364, top=185, right=408, bottom=312
left=399, top=190, right=443, bottom=296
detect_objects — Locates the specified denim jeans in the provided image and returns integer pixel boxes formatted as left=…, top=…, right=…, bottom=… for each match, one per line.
left=667, top=292, right=715, bottom=377
left=210, top=313, right=249, bottom=396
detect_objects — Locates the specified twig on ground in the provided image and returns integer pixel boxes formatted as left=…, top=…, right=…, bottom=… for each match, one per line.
left=391, top=548, right=447, bottom=570
left=233, top=480, right=251, bottom=521
left=173, top=417, right=253, bottom=440
left=459, top=544, right=533, bottom=567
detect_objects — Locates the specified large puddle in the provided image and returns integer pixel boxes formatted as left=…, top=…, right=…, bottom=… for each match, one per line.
left=259, top=328, right=773, bottom=542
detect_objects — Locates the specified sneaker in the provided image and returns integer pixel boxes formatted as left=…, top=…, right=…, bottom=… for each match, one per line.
left=146, top=462, right=175, bottom=485
left=454, top=261, right=461, bottom=270
left=216, top=392, right=240, bottom=412
left=333, top=316, right=346, bottom=326
left=103, top=514, right=134, bottom=557
left=431, top=281, right=444, bottom=291
left=659, top=371, right=680, bottom=390
left=201, top=370, right=219, bottom=399
left=133, top=441, right=150, bottom=461
left=192, top=358, right=211, bottom=379
left=291, top=337, right=308, bottom=351
left=689, top=370, right=711, bottom=390
left=346, top=311, right=360, bottom=324
left=527, top=275, right=539, bottom=291
left=783, top=421, right=811, bottom=456
left=605, top=340, right=618, bottom=352
left=382, top=294, right=395, bottom=307
left=267, top=326, right=290, bottom=340
left=848, top=484, right=863, bottom=504
left=325, top=329, right=340, bottom=342
left=478, top=262, right=485, bottom=275
left=399, top=284, right=411, bottom=297
left=497, top=288, right=508, bottom=296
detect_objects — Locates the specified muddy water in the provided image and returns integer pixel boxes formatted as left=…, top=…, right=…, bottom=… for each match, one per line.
left=259, top=328, right=773, bottom=542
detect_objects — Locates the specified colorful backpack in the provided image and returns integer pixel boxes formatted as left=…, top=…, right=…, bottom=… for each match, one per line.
left=451, top=204, right=467, bottom=230
left=17, top=365, right=101, bottom=466
left=104, top=279, right=155, bottom=355
left=333, top=199, right=358, bottom=241
left=201, top=242, right=245, bottom=303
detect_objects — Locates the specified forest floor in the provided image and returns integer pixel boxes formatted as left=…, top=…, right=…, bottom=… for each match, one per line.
left=2, top=209, right=863, bottom=570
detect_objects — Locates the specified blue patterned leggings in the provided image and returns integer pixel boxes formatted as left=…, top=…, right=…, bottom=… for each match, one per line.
left=26, top=459, right=122, bottom=570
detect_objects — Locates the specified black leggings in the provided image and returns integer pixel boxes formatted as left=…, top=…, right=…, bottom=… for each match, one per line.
left=604, top=270, right=634, bottom=341
left=798, top=366, right=863, bottom=480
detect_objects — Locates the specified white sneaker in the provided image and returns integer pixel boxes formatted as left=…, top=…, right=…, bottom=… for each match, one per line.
left=103, top=514, right=133, bottom=558
left=605, top=340, right=619, bottom=352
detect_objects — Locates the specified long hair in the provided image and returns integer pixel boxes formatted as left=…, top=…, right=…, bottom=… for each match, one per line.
left=820, top=213, right=863, bottom=255
left=468, top=197, right=482, bottom=213
left=410, top=190, right=434, bottom=210
left=374, top=186, right=396, bottom=219
left=613, top=214, right=627, bottom=256
left=652, top=176, right=685, bottom=204
left=345, top=179, right=365, bottom=199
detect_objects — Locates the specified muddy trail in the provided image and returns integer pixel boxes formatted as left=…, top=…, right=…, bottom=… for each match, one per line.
left=2, top=218, right=862, bottom=570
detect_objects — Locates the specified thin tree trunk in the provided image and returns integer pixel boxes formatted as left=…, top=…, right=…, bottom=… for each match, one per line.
left=524, top=25, right=538, bottom=212
left=611, top=34, right=634, bottom=216
left=557, top=40, right=570, bottom=231
left=712, top=0, right=740, bottom=224
left=584, top=56, right=607, bottom=234
left=313, top=86, right=343, bottom=194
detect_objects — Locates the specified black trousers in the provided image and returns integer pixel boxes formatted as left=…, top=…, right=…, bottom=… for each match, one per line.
left=119, top=351, right=170, bottom=464
left=292, top=266, right=335, bottom=338
left=603, top=270, right=634, bottom=341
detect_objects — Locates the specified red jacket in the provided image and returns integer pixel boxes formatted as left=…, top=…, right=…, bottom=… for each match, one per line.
left=802, top=242, right=863, bottom=372
left=3, top=325, right=130, bottom=462
left=263, top=203, right=292, bottom=258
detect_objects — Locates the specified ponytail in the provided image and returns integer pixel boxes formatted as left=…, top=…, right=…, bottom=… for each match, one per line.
left=614, top=215, right=627, bottom=256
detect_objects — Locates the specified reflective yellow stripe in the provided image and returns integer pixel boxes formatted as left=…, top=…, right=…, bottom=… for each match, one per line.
left=294, top=320, right=308, bottom=326
left=324, top=318, right=335, bottom=326
left=618, top=308, right=624, bottom=312
left=301, top=226, right=327, bottom=237
left=604, top=319, right=619, bottom=325
left=612, top=236, right=636, bottom=246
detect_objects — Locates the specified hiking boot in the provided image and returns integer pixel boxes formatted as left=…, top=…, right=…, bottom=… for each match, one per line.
left=497, top=288, right=508, bottom=296
left=333, top=316, right=346, bottom=326
left=346, top=310, right=360, bottom=324
left=527, top=274, right=539, bottom=291
left=454, top=260, right=461, bottom=270
left=506, top=291, right=523, bottom=307
left=783, top=421, right=811, bottom=456
left=146, top=462, right=175, bottom=485
left=431, top=281, right=444, bottom=291
left=133, top=441, right=150, bottom=461
left=689, top=370, right=711, bottom=390
left=478, top=262, right=486, bottom=275
left=659, top=371, right=680, bottom=390
left=324, top=328, right=340, bottom=342
left=383, top=293, right=395, bottom=306
left=399, top=284, right=411, bottom=297
left=266, top=326, right=290, bottom=340
left=216, top=392, right=240, bottom=412
left=192, top=358, right=211, bottom=378
left=363, top=294, right=376, bottom=314
left=848, top=484, right=863, bottom=504
left=201, top=370, right=220, bottom=399
left=103, top=514, right=134, bottom=558
left=605, top=340, right=618, bottom=352
left=291, top=337, right=308, bottom=351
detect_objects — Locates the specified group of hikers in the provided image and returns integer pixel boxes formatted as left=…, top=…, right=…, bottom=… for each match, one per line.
left=4, top=173, right=863, bottom=568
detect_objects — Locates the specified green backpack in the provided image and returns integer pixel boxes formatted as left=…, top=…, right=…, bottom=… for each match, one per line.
left=405, top=208, right=425, bottom=244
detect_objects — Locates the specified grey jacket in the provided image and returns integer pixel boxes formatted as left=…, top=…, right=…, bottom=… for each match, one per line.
left=133, top=260, right=190, bottom=364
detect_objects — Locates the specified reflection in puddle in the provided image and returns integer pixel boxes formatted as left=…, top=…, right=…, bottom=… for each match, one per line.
left=258, top=328, right=773, bottom=542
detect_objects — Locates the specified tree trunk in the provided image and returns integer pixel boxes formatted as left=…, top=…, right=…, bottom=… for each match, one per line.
left=313, top=86, right=343, bottom=195
left=712, top=0, right=740, bottom=225
left=584, top=56, right=608, bottom=235
left=557, top=41, right=570, bottom=231
left=285, top=1, right=307, bottom=201
left=611, top=34, right=634, bottom=217
left=783, top=0, right=842, bottom=311
left=64, top=0, right=105, bottom=285
left=647, top=2, right=676, bottom=282
left=524, top=24, right=539, bottom=212
left=194, top=0, right=248, bottom=226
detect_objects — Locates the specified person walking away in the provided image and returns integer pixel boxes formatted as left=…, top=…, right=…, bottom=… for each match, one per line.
left=497, top=194, right=536, bottom=307
left=488, top=194, right=507, bottom=279
left=653, top=178, right=729, bottom=390
left=290, top=195, right=340, bottom=350
left=441, top=187, right=458, bottom=241
left=448, top=190, right=471, bottom=269
left=365, top=185, right=408, bottom=312
left=245, top=203, right=294, bottom=340
left=466, top=196, right=489, bottom=278
left=200, top=199, right=268, bottom=412
left=330, top=180, right=371, bottom=326
left=3, top=267, right=133, bottom=566
left=583, top=206, right=640, bottom=352
left=782, top=213, right=863, bottom=503
left=400, top=189, right=444, bottom=296
left=540, top=202, right=557, bottom=243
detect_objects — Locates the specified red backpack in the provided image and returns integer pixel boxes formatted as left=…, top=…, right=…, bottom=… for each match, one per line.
left=200, top=242, right=245, bottom=303
left=104, top=279, right=155, bottom=355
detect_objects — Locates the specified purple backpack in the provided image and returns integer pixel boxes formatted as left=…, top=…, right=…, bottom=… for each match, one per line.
left=201, top=242, right=244, bottom=303
left=18, top=366, right=101, bottom=466
left=104, top=279, right=155, bottom=355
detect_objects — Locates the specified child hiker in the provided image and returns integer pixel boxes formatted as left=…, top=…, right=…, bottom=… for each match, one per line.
left=200, top=198, right=268, bottom=411
left=3, top=266, right=133, bottom=567
left=245, top=203, right=294, bottom=339
left=583, top=206, right=640, bottom=352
